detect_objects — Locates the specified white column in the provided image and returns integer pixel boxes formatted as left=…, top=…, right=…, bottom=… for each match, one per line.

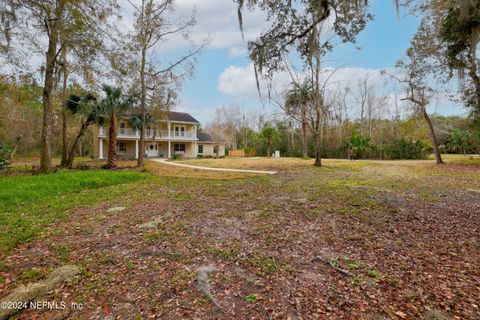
left=194, top=141, right=197, bottom=158
left=168, top=141, right=171, bottom=158
left=135, top=140, right=139, bottom=159
left=194, top=124, right=197, bottom=139
left=168, top=122, right=171, bottom=138
left=99, top=139, right=104, bottom=159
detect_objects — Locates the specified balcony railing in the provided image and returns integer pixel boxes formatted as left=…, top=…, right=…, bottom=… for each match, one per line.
left=99, top=126, right=196, bottom=140
left=118, top=128, right=139, bottom=137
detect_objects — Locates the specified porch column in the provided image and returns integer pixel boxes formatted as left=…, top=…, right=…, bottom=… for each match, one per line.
left=99, top=138, right=104, bottom=159
left=135, top=140, right=139, bottom=159
left=168, top=141, right=171, bottom=158
left=168, top=122, right=171, bottom=138
left=194, top=124, right=197, bottom=139
left=194, top=141, right=197, bottom=158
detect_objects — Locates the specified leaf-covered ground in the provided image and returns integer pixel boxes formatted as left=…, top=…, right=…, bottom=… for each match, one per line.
left=0, top=158, right=479, bottom=319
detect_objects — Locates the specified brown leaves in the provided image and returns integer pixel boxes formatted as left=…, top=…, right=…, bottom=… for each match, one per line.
left=2, top=159, right=480, bottom=319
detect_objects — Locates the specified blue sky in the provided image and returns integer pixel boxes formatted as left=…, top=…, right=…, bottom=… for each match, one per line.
left=174, top=0, right=458, bottom=124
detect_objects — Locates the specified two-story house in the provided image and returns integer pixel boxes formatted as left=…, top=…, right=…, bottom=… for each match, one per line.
left=92, top=111, right=225, bottom=159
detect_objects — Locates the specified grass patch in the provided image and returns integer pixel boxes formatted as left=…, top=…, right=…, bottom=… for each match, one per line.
left=254, top=256, right=280, bottom=275
left=0, top=170, right=150, bottom=255
left=0, top=170, right=148, bottom=210
left=18, top=267, right=49, bottom=283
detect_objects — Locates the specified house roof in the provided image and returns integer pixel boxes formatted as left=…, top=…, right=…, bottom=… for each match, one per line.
left=164, top=111, right=200, bottom=123
left=197, top=132, right=214, bottom=142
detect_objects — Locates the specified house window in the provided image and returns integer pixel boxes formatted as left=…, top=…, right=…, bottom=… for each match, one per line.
left=117, top=142, right=127, bottom=153
left=174, top=126, right=185, bottom=137
left=120, top=122, right=126, bottom=134
left=213, top=146, right=218, bottom=154
left=198, top=144, right=203, bottom=154
left=146, top=125, right=152, bottom=136
left=174, top=143, right=185, bottom=153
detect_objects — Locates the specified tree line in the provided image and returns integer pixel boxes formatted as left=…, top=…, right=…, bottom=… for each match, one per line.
left=236, top=0, right=480, bottom=166
left=1, top=0, right=480, bottom=170
left=207, top=104, right=478, bottom=160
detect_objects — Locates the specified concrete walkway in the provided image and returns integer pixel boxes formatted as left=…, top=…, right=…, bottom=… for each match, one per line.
left=151, top=159, right=277, bottom=175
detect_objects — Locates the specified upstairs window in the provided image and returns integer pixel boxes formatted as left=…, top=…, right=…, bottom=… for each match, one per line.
left=120, top=122, right=126, bottom=134
left=175, top=126, right=185, bottom=137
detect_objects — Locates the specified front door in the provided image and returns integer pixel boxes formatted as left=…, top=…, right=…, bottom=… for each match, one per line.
left=146, top=143, right=159, bottom=157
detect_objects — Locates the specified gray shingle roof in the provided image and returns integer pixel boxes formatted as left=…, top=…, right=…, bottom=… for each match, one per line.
left=197, top=132, right=214, bottom=142
left=165, top=111, right=200, bottom=123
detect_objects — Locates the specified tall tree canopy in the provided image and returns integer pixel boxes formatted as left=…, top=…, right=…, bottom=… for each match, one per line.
left=6, top=0, right=115, bottom=172
left=236, top=0, right=373, bottom=80
left=440, top=0, right=480, bottom=115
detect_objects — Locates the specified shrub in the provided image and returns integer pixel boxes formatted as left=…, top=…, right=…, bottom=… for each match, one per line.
left=0, top=144, right=11, bottom=168
left=349, top=135, right=371, bottom=159
left=385, top=139, right=427, bottom=160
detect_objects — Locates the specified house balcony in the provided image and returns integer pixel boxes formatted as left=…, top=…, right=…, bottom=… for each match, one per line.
left=119, top=128, right=140, bottom=138
left=98, top=127, right=197, bottom=140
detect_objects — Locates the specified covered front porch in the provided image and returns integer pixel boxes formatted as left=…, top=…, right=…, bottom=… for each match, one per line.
left=97, top=139, right=197, bottom=159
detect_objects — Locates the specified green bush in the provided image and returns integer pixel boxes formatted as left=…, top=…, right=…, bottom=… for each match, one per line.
left=349, top=135, right=370, bottom=159
left=0, top=145, right=11, bottom=168
left=385, top=139, right=427, bottom=160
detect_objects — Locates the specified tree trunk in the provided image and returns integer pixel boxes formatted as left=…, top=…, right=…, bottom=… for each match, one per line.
left=40, top=18, right=61, bottom=173
left=137, top=45, right=147, bottom=168
left=312, top=13, right=323, bottom=167
left=108, top=114, right=118, bottom=168
left=313, top=133, right=322, bottom=167
left=66, top=121, right=90, bottom=168
left=267, top=141, right=271, bottom=158
left=301, top=108, right=308, bottom=158
left=467, top=51, right=480, bottom=113
left=60, top=46, right=69, bottom=167
left=422, top=106, right=444, bottom=165
left=9, top=134, right=23, bottom=159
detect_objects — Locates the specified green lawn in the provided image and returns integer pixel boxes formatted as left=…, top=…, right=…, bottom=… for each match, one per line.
left=0, top=170, right=150, bottom=255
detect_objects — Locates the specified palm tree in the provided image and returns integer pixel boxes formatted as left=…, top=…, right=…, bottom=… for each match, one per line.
left=63, top=92, right=101, bottom=168
left=99, top=85, right=135, bottom=168
left=259, top=125, right=278, bottom=158
left=285, top=81, right=313, bottom=158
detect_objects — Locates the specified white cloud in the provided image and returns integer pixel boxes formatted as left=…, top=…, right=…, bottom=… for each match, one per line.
left=217, top=63, right=291, bottom=99
left=217, top=64, right=394, bottom=99
left=118, top=0, right=264, bottom=55
left=217, top=64, right=259, bottom=98
left=216, top=63, right=464, bottom=118
left=228, top=46, right=247, bottom=58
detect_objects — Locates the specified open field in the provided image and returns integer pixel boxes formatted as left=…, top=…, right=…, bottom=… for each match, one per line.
left=0, top=158, right=479, bottom=319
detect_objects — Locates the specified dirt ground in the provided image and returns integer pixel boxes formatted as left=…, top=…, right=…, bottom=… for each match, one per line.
left=1, top=158, right=479, bottom=319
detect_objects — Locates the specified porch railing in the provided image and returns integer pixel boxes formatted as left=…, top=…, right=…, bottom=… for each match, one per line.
left=99, top=127, right=196, bottom=140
